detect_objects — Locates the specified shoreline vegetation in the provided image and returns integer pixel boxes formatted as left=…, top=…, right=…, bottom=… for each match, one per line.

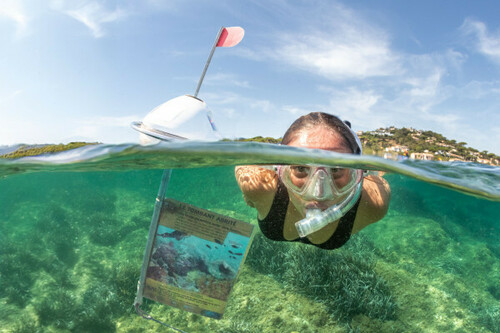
left=0, top=142, right=99, bottom=159
left=1, top=126, right=499, bottom=166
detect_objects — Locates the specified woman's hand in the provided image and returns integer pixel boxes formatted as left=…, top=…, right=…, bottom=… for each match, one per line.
left=235, top=166, right=278, bottom=208
left=235, top=166, right=277, bottom=192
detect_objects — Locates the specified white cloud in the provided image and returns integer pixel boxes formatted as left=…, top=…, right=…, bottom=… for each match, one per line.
left=249, top=100, right=273, bottom=113
left=144, top=0, right=178, bottom=10
left=403, top=69, right=444, bottom=113
left=203, top=91, right=275, bottom=116
left=394, top=50, right=469, bottom=115
left=0, top=0, right=28, bottom=37
left=461, top=18, right=500, bottom=63
left=275, top=32, right=399, bottom=80
left=444, top=49, right=468, bottom=71
left=458, top=80, right=500, bottom=99
left=308, top=47, right=469, bottom=135
left=328, top=88, right=380, bottom=114
left=202, top=91, right=241, bottom=107
left=0, top=111, right=141, bottom=145
left=172, top=72, right=250, bottom=95
left=269, top=2, right=401, bottom=80
left=320, top=88, right=387, bottom=131
left=200, top=91, right=290, bottom=138
left=241, top=3, right=467, bottom=137
left=205, top=73, right=251, bottom=88
left=76, top=115, right=139, bottom=130
left=0, top=90, right=23, bottom=105
left=282, top=105, right=317, bottom=116
left=232, top=47, right=267, bottom=62
left=251, top=2, right=475, bottom=136
left=51, top=1, right=128, bottom=38
left=71, top=115, right=141, bottom=143
left=422, top=113, right=461, bottom=126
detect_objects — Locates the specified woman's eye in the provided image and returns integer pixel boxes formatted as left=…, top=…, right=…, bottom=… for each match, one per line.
left=291, top=166, right=310, bottom=177
left=297, top=166, right=308, bottom=173
left=331, top=168, right=345, bottom=177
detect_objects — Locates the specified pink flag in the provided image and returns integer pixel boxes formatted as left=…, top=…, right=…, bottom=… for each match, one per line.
left=216, top=27, right=245, bottom=47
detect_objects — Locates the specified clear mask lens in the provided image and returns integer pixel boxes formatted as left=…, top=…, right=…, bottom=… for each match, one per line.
left=279, top=165, right=362, bottom=201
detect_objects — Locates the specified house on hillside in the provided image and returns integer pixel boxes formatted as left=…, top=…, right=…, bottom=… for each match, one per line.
left=447, top=152, right=463, bottom=160
left=372, top=129, right=392, bottom=136
left=410, top=152, right=434, bottom=161
left=385, top=145, right=408, bottom=153
left=476, top=158, right=490, bottom=164
left=436, top=142, right=454, bottom=148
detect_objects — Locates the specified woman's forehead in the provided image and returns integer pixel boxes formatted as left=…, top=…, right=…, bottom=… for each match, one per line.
left=288, top=127, right=351, bottom=152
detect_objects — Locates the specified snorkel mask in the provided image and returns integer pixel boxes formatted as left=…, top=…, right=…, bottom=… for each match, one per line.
left=278, top=120, right=364, bottom=237
left=279, top=166, right=363, bottom=202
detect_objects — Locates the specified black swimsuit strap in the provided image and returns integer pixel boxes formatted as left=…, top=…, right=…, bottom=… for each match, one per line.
left=257, top=179, right=289, bottom=241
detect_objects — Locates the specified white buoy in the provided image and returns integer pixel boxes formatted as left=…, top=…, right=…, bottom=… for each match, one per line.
left=132, top=95, right=220, bottom=144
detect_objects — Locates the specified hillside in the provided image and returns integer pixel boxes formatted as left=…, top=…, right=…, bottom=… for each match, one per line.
left=235, top=127, right=499, bottom=165
left=358, top=127, right=499, bottom=165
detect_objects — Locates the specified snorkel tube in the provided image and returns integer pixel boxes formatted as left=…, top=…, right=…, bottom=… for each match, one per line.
left=295, top=177, right=363, bottom=238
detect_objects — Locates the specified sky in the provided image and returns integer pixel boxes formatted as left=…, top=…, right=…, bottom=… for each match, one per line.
left=1, top=0, right=500, bottom=154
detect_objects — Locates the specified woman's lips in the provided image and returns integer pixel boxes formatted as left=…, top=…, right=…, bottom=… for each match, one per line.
left=305, top=202, right=328, bottom=210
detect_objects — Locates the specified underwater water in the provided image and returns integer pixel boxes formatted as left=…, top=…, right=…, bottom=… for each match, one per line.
left=1, top=142, right=500, bottom=333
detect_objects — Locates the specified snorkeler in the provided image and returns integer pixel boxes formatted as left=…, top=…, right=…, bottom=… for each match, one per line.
left=235, top=112, right=391, bottom=250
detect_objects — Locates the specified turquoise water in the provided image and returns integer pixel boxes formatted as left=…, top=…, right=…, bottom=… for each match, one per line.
left=1, top=142, right=499, bottom=332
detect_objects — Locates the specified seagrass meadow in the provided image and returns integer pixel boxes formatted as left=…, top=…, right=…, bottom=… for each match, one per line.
left=1, top=166, right=499, bottom=332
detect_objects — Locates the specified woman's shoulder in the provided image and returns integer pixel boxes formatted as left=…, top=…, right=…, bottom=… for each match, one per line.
left=363, top=174, right=391, bottom=205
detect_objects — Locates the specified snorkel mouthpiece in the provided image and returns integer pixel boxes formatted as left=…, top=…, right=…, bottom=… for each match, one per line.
left=295, top=181, right=363, bottom=238
left=306, top=208, right=322, bottom=218
left=297, top=208, right=345, bottom=238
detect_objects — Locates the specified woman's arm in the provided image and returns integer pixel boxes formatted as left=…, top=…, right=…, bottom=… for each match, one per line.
left=352, top=174, right=391, bottom=233
left=235, top=165, right=278, bottom=218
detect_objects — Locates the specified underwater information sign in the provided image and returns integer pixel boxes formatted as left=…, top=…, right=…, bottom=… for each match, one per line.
left=143, top=198, right=254, bottom=319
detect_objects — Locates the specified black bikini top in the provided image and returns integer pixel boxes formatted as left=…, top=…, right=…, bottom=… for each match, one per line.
left=257, top=179, right=361, bottom=250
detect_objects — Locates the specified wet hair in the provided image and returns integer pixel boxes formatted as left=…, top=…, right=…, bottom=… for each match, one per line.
left=281, top=112, right=361, bottom=154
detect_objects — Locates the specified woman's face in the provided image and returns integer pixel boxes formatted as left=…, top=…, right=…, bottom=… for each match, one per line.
left=286, top=126, right=353, bottom=216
